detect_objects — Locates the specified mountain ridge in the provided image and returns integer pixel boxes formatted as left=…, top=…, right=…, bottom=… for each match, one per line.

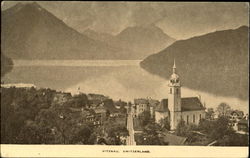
left=140, top=26, right=249, bottom=100
left=1, top=2, right=133, bottom=60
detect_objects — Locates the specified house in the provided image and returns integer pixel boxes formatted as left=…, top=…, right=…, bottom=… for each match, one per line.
left=230, top=110, right=244, bottom=122
left=134, top=98, right=150, bottom=117
left=156, top=60, right=206, bottom=130
left=237, top=119, right=248, bottom=133
left=155, top=99, right=169, bottom=124
left=148, top=99, right=160, bottom=119
left=93, top=105, right=107, bottom=125
left=158, top=131, right=187, bottom=145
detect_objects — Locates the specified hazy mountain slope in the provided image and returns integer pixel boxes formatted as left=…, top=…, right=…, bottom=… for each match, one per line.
left=83, top=29, right=136, bottom=58
left=84, top=25, right=175, bottom=59
left=1, top=52, right=13, bottom=78
left=140, top=26, right=249, bottom=100
left=116, top=25, right=175, bottom=59
left=1, top=3, right=129, bottom=59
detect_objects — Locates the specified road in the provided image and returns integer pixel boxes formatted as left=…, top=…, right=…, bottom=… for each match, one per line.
left=126, top=106, right=136, bottom=145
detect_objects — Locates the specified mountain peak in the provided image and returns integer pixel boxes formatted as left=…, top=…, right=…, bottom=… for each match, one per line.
left=23, top=2, right=43, bottom=11
left=4, top=2, right=44, bottom=15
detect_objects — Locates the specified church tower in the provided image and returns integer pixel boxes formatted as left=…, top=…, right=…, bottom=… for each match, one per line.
left=168, top=59, right=182, bottom=130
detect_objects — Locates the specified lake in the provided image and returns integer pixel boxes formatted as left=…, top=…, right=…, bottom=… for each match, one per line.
left=2, top=60, right=248, bottom=113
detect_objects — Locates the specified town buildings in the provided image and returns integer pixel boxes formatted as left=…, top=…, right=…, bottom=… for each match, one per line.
left=133, top=60, right=206, bottom=130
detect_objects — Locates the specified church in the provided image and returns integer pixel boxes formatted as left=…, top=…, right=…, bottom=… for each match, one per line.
left=155, top=60, right=206, bottom=130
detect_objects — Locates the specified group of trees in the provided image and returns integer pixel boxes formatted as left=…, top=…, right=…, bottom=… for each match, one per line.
left=1, top=87, right=128, bottom=144
left=175, top=102, right=248, bottom=146
left=136, top=111, right=169, bottom=145
left=104, top=119, right=129, bottom=145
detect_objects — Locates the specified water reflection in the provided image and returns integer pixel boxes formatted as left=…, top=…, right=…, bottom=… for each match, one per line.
left=2, top=60, right=248, bottom=113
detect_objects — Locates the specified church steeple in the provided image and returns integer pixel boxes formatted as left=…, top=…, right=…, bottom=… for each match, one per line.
left=168, top=58, right=181, bottom=130
left=173, top=59, right=176, bottom=74
left=169, top=59, right=180, bottom=85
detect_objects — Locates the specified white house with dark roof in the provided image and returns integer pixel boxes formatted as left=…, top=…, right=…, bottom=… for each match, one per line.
left=155, top=60, right=206, bottom=130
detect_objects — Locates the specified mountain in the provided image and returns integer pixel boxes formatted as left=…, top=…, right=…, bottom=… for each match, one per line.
left=116, top=25, right=175, bottom=59
left=1, top=52, right=13, bottom=78
left=83, top=29, right=136, bottom=58
left=84, top=25, right=175, bottom=59
left=1, top=2, right=131, bottom=60
left=84, top=29, right=116, bottom=43
left=140, top=26, right=249, bottom=100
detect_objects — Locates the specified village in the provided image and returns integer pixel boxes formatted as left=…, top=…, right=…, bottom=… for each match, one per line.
left=1, top=60, right=248, bottom=146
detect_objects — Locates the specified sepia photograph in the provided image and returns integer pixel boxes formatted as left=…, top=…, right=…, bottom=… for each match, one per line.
left=1, top=1, right=249, bottom=157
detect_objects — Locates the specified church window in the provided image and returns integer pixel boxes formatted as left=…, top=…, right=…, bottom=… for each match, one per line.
left=193, top=115, right=195, bottom=123
left=187, top=115, right=189, bottom=125
left=176, top=88, right=178, bottom=94
left=199, top=114, right=202, bottom=121
left=170, top=88, right=172, bottom=94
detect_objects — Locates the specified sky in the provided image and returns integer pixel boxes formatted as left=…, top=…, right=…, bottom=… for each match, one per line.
left=1, top=1, right=249, bottom=40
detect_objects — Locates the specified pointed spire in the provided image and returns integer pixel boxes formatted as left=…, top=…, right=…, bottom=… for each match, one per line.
left=173, top=58, right=176, bottom=68
left=173, top=58, right=176, bottom=73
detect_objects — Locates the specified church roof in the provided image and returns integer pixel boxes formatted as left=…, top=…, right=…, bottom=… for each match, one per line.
left=181, top=97, right=205, bottom=111
left=155, top=97, right=205, bottom=112
left=155, top=99, right=169, bottom=112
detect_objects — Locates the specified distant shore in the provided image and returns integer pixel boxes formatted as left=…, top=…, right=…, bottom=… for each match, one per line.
left=12, top=60, right=142, bottom=67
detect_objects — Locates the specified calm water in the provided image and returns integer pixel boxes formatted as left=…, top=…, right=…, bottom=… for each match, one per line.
left=2, top=60, right=248, bottom=113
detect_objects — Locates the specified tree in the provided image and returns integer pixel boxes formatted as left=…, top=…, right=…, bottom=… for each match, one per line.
left=217, top=103, right=231, bottom=117
left=138, top=111, right=151, bottom=127
left=198, top=118, right=214, bottom=134
left=72, top=125, right=94, bottom=144
left=140, top=122, right=165, bottom=145
left=210, top=116, right=234, bottom=140
left=217, top=133, right=249, bottom=146
left=176, top=119, right=187, bottom=136
left=206, top=108, right=215, bottom=120
left=72, top=93, right=88, bottom=107
left=106, top=124, right=129, bottom=145
left=175, top=119, right=200, bottom=143
left=159, top=117, right=170, bottom=130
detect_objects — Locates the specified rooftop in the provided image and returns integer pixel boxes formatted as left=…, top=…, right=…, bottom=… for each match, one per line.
left=134, top=98, right=148, bottom=105
left=155, top=99, right=169, bottom=112
left=159, top=132, right=187, bottom=145
left=181, top=97, right=205, bottom=111
left=155, top=97, right=205, bottom=112
left=238, top=119, right=248, bottom=125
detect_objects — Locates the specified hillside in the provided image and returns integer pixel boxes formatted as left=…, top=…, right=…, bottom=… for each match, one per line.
left=140, top=26, right=249, bottom=100
left=84, top=25, right=175, bottom=59
left=1, top=53, right=13, bottom=78
left=116, top=25, right=175, bottom=59
left=1, top=2, right=130, bottom=60
left=83, top=29, right=136, bottom=58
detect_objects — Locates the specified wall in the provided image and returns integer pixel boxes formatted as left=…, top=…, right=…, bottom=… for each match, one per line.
left=181, top=110, right=206, bottom=125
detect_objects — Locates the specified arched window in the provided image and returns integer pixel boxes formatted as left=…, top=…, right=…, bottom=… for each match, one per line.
left=176, top=88, right=178, bottom=94
left=187, top=115, right=189, bottom=125
left=193, top=114, right=195, bottom=123
left=170, top=88, right=172, bottom=94
left=199, top=114, right=202, bottom=121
